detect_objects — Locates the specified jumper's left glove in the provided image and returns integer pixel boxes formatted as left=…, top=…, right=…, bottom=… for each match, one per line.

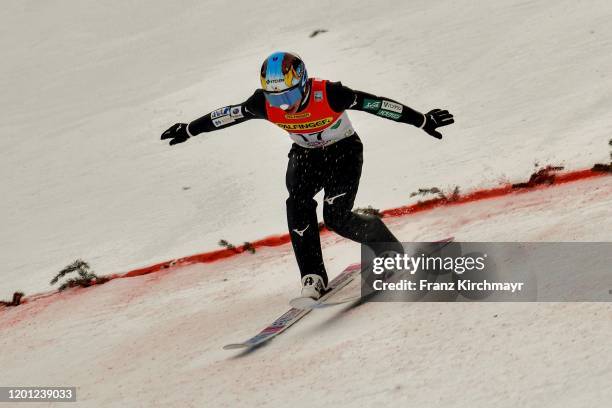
left=161, top=123, right=192, bottom=146
left=420, top=109, right=454, bottom=139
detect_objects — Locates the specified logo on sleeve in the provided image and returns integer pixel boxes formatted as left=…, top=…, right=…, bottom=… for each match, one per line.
left=211, top=107, right=231, bottom=119
left=381, top=100, right=403, bottom=114
left=213, top=115, right=235, bottom=127
left=362, top=99, right=381, bottom=111
left=376, top=110, right=401, bottom=120
left=230, top=106, right=244, bottom=119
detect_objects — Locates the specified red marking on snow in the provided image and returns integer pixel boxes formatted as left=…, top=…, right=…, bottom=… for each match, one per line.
left=88, top=168, right=612, bottom=278
left=1, top=167, right=609, bottom=316
left=381, top=168, right=606, bottom=218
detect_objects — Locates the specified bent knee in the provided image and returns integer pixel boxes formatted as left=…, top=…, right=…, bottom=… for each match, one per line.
left=287, top=195, right=317, bottom=210
left=323, top=210, right=352, bottom=231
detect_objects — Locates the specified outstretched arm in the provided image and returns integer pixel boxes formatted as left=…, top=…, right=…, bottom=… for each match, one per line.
left=161, top=90, right=267, bottom=145
left=326, top=82, right=454, bottom=139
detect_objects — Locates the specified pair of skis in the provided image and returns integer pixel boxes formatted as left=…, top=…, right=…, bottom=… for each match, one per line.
left=223, top=237, right=453, bottom=350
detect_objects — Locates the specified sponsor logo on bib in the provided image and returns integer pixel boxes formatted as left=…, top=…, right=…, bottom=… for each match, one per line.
left=284, top=112, right=311, bottom=119
left=277, top=117, right=333, bottom=131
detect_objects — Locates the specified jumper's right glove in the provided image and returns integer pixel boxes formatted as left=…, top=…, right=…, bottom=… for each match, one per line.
left=161, top=123, right=191, bottom=146
left=420, top=109, right=454, bottom=139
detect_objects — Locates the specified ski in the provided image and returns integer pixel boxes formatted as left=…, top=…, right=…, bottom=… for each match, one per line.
left=290, top=236, right=455, bottom=310
left=223, top=237, right=454, bottom=349
left=222, top=307, right=310, bottom=350
left=222, top=263, right=362, bottom=350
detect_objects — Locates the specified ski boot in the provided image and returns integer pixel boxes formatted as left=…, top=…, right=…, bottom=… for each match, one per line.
left=300, top=274, right=326, bottom=300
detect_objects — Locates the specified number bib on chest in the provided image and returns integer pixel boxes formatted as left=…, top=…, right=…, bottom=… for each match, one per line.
left=265, top=79, right=356, bottom=148
left=286, top=111, right=355, bottom=148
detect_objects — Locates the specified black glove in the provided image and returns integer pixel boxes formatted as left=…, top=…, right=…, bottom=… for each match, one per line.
left=420, top=109, right=454, bottom=139
left=161, top=123, right=191, bottom=146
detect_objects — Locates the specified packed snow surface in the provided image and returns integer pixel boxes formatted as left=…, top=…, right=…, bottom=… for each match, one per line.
left=2, top=177, right=611, bottom=407
left=1, top=0, right=611, bottom=406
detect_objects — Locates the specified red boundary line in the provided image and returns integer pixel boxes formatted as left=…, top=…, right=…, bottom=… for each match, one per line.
left=4, top=167, right=610, bottom=308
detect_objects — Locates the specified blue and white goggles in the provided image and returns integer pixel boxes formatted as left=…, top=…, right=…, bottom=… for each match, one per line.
left=264, top=84, right=305, bottom=110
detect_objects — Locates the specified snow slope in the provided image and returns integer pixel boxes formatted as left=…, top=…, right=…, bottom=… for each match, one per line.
left=1, top=0, right=612, bottom=406
left=1, top=177, right=611, bottom=407
left=2, top=0, right=611, bottom=295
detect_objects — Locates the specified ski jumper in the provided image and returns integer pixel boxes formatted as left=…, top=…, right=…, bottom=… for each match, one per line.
left=266, top=79, right=402, bottom=285
left=185, top=79, right=430, bottom=285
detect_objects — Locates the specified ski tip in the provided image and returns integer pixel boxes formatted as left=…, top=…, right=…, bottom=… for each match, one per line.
left=223, top=343, right=248, bottom=350
left=289, top=296, right=317, bottom=310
